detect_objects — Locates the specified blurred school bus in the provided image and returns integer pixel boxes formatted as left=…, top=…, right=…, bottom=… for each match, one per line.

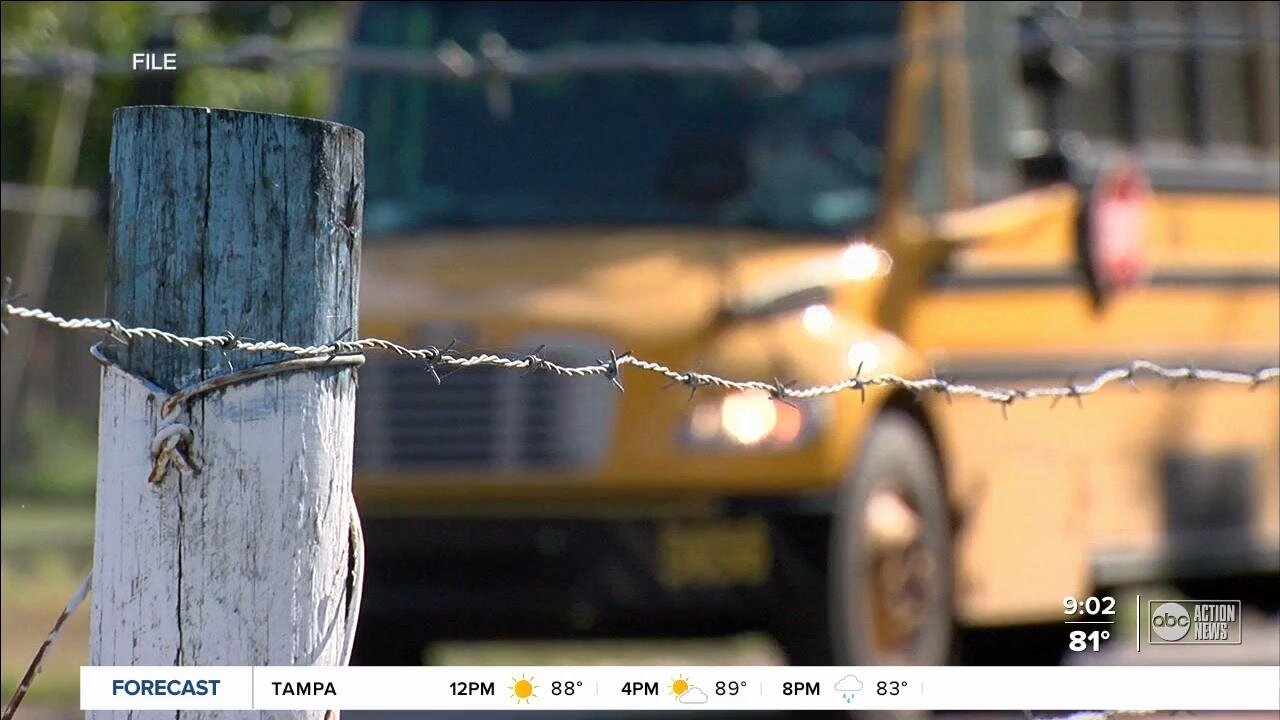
left=338, top=2, right=1280, bottom=665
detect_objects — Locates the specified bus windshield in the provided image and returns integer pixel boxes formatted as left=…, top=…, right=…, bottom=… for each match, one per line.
left=339, top=1, right=900, bottom=236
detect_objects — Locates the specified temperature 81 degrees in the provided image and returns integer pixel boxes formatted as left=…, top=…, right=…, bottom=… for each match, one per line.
left=1069, top=629, right=1110, bottom=652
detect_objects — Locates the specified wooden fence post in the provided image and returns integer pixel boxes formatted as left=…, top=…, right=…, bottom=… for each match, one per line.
left=90, top=107, right=363, bottom=716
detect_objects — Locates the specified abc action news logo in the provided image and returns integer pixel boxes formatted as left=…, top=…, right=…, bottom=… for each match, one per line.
left=1148, top=600, right=1243, bottom=645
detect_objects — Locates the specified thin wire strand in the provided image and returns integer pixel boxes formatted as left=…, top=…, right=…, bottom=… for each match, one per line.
left=2, top=25, right=1275, bottom=79
left=6, top=302, right=1277, bottom=407
left=0, top=572, right=91, bottom=720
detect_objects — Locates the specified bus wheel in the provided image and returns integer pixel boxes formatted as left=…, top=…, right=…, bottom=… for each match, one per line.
left=829, top=411, right=954, bottom=668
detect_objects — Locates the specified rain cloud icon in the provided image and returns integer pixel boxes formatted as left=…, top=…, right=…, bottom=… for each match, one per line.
left=677, top=687, right=709, bottom=705
left=834, top=674, right=863, bottom=703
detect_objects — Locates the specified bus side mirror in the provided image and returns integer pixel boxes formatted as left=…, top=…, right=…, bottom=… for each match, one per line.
left=1076, top=159, right=1152, bottom=310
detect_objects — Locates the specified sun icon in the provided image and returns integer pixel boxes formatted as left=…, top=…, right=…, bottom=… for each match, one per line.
left=669, top=675, right=690, bottom=699
left=509, top=674, right=537, bottom=704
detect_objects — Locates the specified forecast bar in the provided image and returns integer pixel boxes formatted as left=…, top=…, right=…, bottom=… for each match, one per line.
left=82, top=665, right=1279, bottom=711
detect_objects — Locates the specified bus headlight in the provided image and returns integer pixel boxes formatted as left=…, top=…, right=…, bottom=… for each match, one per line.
left=684, top=390, right=824, bottom=450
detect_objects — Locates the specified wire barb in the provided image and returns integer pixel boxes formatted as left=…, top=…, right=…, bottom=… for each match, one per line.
left=214, top=330, right=241, bottom=372
left=932, top=370, right=952, bottom=405
left=422, top=339, right=456, bottom=385
left=1251, top=366, right=1272, bottom=391
left=326, top=327, right=355, bottom=364
left=521, top=344, right=548, bottom=376
left=0, top=276, right=26, bottom=336
left=853, top=361, right=867, bottom=404
left=599, top=349, right=630, bottom=393
left=661, top=367, right=712, bottom=401
left=680, top=371, right=712, bottom=401
left=769, top=377, right=798, bottom=407
left=1125, top=362, right=1142, bottom=392
left=105, top=319, right=131, bottom=347
left=1049, top=374, right=1085, bottom=409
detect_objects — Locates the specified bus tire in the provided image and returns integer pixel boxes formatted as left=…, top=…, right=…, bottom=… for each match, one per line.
left=828, top=410, right=955, bottom=668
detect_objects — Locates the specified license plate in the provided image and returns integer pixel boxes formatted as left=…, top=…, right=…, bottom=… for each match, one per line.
left=656, top=517, right=771, bottom=589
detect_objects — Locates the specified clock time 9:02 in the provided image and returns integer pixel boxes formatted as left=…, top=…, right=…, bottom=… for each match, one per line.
left=1063, top=596, right=1116, bottom=616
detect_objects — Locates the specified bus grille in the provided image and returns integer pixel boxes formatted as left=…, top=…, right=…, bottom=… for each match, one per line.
left=354, top=351, right=615, bottom=473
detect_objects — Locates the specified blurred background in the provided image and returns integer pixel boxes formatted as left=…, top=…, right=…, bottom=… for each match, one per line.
left=2, top=2, right=1278, bottom=719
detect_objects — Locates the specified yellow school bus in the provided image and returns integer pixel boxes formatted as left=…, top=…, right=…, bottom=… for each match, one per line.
left=338, top=2, right=1280, bottom=665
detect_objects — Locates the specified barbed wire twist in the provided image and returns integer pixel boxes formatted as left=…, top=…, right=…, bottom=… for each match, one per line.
left=6, top=303, right=1278, bottom=409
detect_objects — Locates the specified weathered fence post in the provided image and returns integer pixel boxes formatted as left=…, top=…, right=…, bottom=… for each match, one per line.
left=91, top=107, right=363, bottom=717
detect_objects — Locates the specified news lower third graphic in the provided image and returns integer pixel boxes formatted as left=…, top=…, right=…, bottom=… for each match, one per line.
left=81, top=666, right=1280, bottom=711
left=1148, top=599, right=1244, bottom=645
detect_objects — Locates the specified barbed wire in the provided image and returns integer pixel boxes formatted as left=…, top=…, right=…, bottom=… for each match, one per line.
left=2, top=23, right=1275, bottom=80
left=5, top=302, right=1277, bottom=411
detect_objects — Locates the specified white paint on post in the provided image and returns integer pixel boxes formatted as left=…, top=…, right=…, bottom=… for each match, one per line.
left=92, top=368, right=180, bottom=671
left=91, top=362, right=357, bottom=718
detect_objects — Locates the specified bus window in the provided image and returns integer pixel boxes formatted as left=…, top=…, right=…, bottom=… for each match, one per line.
left=963, top=1, right=1024, bottom=204
left=1062, top=1, right=1279, bottom=191
left=338, top=1, right=901, bottom=237
left=1249, top=2, right=1280, bottom=150
left=1129, top=2, right=1193, bottom=147
left=1066, top=1, right=1128, bottom=143
left=1199, top=1, right=1256, bottom=149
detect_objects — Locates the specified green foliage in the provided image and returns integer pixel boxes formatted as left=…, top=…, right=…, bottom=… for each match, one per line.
left=3, top=402, right=98, bottom=502
left=173, top=3, right=341, bottom=117
left=1, top=3, right=150, bottom=188
left=1, top=2, right=343, bottom=184
left=1, top=3, right=344, bottom=502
